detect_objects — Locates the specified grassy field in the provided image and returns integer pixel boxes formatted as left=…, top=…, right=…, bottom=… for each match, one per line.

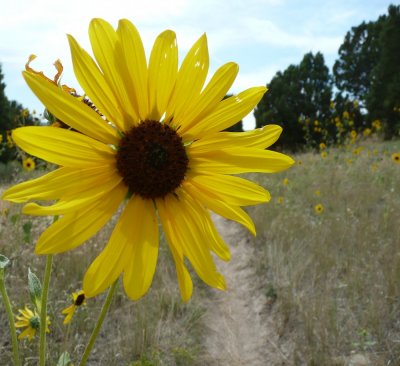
left=250, top=139, right=400, bottom=365
left=1, top=138, right=399, bottom=365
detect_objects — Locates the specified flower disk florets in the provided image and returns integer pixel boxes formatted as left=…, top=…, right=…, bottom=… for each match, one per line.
left=29, top=316, right=40, bottom=330
left=116, top=120, right=189, bottom=199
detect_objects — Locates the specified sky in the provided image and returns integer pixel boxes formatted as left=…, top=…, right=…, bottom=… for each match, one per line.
left=0, top=0, right=397, bottom=129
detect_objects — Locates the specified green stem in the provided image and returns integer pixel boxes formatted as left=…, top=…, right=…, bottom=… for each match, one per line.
left=39, top=255, right=53, bottom=366
left=0, top=277, right=20, bottom=366
left=79, top=280, right=118, bottom=366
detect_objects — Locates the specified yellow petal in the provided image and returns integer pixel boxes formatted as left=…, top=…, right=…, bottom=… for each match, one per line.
left=15, top=320, right=29, bottom=327
left=83, top=198, right=142, bottom=298
left=181, top=185, right=230, bottom=261
left=188, top=173, right=270, bottom=206
left=166, top=33, right=209, bottom=124
left=122, top=196, right=159, bottom=301
left=159, top=191, right=226, bottom=290
left=148, top=30, right=178, bottom=120
left=35, top=184, right=127, bottom=254
left=18, top=327, right=36, bottom=341
left=22, top=174, right=122, bottom=216
left=89, top=18, right=138, bottom=129
left=61, top=305, right=75, bottom=325
left=179, top=62, right=238, bottom=134
left=189, top=124, right=282, bottom=152
left=68, top=34, right=126, bottom=131
left=183, top=181, right=256, bottom=236
left=116, top=19, right=149, bottom=121
left=189, top=147, right=295, bottom=174
left=185, top=87, right=267, bottom=138
left=23, top=71, right=120, bottom=145
left=3, top=166, right=117, bottom=203
left=157, top=198, right=193, bottom=301
left=12, top=127, right=115, bottom=168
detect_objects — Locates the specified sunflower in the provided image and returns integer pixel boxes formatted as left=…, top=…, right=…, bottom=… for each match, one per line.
left=15, top=306, right=50, bottom=341
left=22, top=157, right=36, bottom=172
left=392, top=152, right=400, bottom=165
left=314, top=204, right=324, bottom=214
left=62, top=290, right=86, bottom=325
left=3, top=18, right=294, bottom=301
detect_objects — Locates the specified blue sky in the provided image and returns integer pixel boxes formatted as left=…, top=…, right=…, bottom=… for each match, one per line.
left=0, top=0, right=396, bottom=129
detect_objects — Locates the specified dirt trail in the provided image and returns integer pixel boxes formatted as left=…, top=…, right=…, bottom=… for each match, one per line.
left=203, top=216, right=291, bottom=366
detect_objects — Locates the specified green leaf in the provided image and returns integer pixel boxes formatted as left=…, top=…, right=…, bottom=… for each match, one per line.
left=0, top=254, right=10, bottom=280
left=57, top=352, right=72, bottom=366
left=28, top=268, right=42, bottom=310
left=0, top=254, right=10, bottom=270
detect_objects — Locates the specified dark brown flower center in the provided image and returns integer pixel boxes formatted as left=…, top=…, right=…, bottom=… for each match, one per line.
left=116, top=120, right=189, bottom=199
left=75, top=293, right=85, bottom=306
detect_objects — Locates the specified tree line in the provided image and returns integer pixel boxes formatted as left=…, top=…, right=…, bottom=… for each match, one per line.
left=255, top=4, right=400, bottom=150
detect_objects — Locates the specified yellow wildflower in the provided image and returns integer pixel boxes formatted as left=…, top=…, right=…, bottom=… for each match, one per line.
left=15, top=306, right=50, bottom=341
left=3, top=18, right=294, bottom=302
left=62, top=290, right=86, bottom=325
left=314, top=204, right=324, bottom=214
left=22, top=158, right=35, bottom=172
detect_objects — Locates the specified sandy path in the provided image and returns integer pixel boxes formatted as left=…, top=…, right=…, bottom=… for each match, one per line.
left=202, top=216, right=291, bottom=366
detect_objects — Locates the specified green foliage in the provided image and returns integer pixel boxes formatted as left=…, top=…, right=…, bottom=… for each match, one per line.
left=333, top=5, right=400, bottom=140
left=333, top=20, right=383, bottom=104
left=366, top=5, right=400, bottom=139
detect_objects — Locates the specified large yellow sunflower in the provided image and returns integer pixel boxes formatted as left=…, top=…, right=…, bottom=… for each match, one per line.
left=3, top=18, right=294, bottom=301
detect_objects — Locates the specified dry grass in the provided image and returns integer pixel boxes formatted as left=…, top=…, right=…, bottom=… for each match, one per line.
left=1, top=139, right=400, bottom=365
left=250, top=140, right=400, bottom=365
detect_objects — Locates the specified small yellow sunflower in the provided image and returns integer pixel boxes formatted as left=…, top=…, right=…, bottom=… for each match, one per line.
left=363, top=128, right=371, bottom=137
left=3, top=18, right=294, bottom=301
left=319, top=142, right=326, bottom=150
left=22, top=157, right=36, bottom=172
left=277, top=196, right=284, bottom=204
left=62, top=290, right=86, bottom=325
left=314, top=190, right=321, bottom=196
left=15, top=306, right=50, bottom=341
left=392, top=152, right=400, bottom=165
left=314, top=204, right=324, bottom=214
left=320, top=151, right=328, bottom=159
left=282, top=178, right=289, bottom=185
